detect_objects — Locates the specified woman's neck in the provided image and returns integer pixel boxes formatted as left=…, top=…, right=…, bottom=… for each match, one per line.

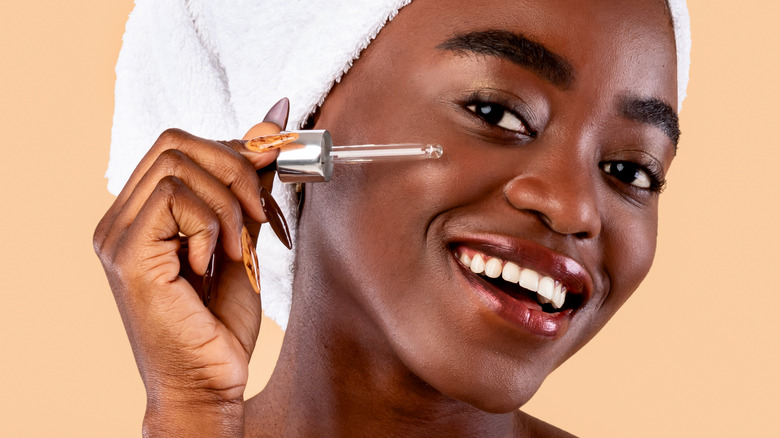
left=244, top=275, right=520, bottom=437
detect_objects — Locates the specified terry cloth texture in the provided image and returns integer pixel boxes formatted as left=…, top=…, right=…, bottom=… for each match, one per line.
left=105, top=0, right=691, bottom=330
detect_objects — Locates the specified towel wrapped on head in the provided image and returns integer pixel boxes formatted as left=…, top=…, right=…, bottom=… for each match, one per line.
left=105, top=0, right=691, bottom=329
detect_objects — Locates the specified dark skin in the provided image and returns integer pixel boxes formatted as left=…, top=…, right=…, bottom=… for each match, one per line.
left=94, top=0, right=678, bottom=436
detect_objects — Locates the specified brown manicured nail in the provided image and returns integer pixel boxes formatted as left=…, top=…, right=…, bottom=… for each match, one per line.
left=241, top=226, right=261, bottom=294
left=245, top=132, right=299, bottom=152
left=260, top=187, right=292, bottom=250
left=201, top=253, right=216, bottom=306
left=263, top=97, right=290, bottom=128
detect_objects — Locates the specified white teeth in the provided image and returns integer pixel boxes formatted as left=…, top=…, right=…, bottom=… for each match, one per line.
left=518, top=269, right=540, bottom=292
left=459, top=250, right=571, bottom=310
left=537, top=276, right=555, bottom=301
left=470, top=254, right=485, bottom=274
left=501, top=262, right=521, bottom=283
left=484, top=258, right=502, bottom=278
left=552, top=283, right=567, bottom=309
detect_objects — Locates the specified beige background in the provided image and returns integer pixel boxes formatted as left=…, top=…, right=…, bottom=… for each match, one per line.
left=1, top=1, right=777, bottom=436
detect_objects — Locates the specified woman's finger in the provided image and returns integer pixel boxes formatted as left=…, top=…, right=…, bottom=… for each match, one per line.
left=102, top=149, right=250, bottom=262
left=111, top=175, right=219, bottom=294
left=99, top=130, right=267, bottom=242
left=208, top=247, right=263, bottom=357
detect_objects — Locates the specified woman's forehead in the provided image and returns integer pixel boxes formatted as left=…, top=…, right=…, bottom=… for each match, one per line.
left=392, top=0, right=674, bottom=38
left=396, top=0, right=676, bottom=67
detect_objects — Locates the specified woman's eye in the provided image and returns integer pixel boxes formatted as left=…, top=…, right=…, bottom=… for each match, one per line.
left=466, top=103, right=532, bottom=135
left=601, top=161, right=653, bottom=189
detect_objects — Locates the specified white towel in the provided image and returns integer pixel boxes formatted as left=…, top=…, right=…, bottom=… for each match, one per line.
left=106, top=0, right=691, bottom=330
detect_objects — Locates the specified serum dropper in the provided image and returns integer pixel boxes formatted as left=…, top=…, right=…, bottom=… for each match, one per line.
left=247, top=130, right=442, bottom=183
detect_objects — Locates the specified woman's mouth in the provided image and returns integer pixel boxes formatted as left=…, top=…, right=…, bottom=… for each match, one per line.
left=456, top=249, right=583, bottom=313
left=450, top=239, right=592, bottom=338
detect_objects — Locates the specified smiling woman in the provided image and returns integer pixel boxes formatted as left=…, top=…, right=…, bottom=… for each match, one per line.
left=94, top=0, right=691, bottom=436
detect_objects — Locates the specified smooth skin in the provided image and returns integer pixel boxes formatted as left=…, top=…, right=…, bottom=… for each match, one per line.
left=95, top=0, right=678, bottom=436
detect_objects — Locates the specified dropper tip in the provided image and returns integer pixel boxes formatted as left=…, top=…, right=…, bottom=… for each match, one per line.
left=426, top=144, right=443, bottom=159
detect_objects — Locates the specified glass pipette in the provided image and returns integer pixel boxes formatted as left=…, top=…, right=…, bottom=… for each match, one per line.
left=268, top=130, right=443, bottom=183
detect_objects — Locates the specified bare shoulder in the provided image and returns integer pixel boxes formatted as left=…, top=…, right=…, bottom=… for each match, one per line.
left=514, top=410, right=579, bottom=438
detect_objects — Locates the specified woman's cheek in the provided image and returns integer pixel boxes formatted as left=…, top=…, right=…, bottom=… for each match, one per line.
left=601, top=202, right=659, bottom=312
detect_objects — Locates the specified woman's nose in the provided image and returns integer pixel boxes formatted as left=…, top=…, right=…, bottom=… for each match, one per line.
left=503, top=157, right=602, bottom=240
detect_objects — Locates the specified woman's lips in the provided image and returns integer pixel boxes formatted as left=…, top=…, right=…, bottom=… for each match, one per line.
left=449, top=235, right=593, bottom=338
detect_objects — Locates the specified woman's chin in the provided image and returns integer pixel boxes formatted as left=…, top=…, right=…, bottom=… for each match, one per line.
left=404, top=352, right=549, bottom=414
left=445, top=377, right=543, bottom=414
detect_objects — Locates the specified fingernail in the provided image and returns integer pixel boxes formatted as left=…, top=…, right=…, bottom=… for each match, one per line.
left=241, top=226, right=261, bottom=294
left=263, top=97, right=289, bottom=129
left=260, top=187, right=292, bottom=250
left=245, top=132, right=299, bottom=152
left=201, top=253, right=216, bottom=306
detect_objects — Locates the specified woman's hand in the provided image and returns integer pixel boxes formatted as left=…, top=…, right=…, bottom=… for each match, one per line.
left=93, top=100, right=290, bottom=436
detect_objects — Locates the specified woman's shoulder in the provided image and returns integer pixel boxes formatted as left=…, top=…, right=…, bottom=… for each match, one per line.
left=514, top=410, right=579, bottom=438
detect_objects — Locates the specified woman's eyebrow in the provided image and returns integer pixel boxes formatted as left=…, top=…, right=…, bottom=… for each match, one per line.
left=437, top=30, right=575, bottom=89
left=620, top=96, right=681, bottom=148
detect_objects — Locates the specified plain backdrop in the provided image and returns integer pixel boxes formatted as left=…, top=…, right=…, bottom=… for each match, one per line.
left=1, top=1, right=778, bottom=436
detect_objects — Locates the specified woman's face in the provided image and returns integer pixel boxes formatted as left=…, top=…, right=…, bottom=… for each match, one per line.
left=300, top=0, right=678, bottom=412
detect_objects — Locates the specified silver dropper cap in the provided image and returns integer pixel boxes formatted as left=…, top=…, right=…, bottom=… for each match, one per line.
left=276, top=130, right=334, bottom=183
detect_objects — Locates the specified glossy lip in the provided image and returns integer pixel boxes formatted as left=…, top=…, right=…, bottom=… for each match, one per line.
left=448, top=234, right=594, bottom=339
